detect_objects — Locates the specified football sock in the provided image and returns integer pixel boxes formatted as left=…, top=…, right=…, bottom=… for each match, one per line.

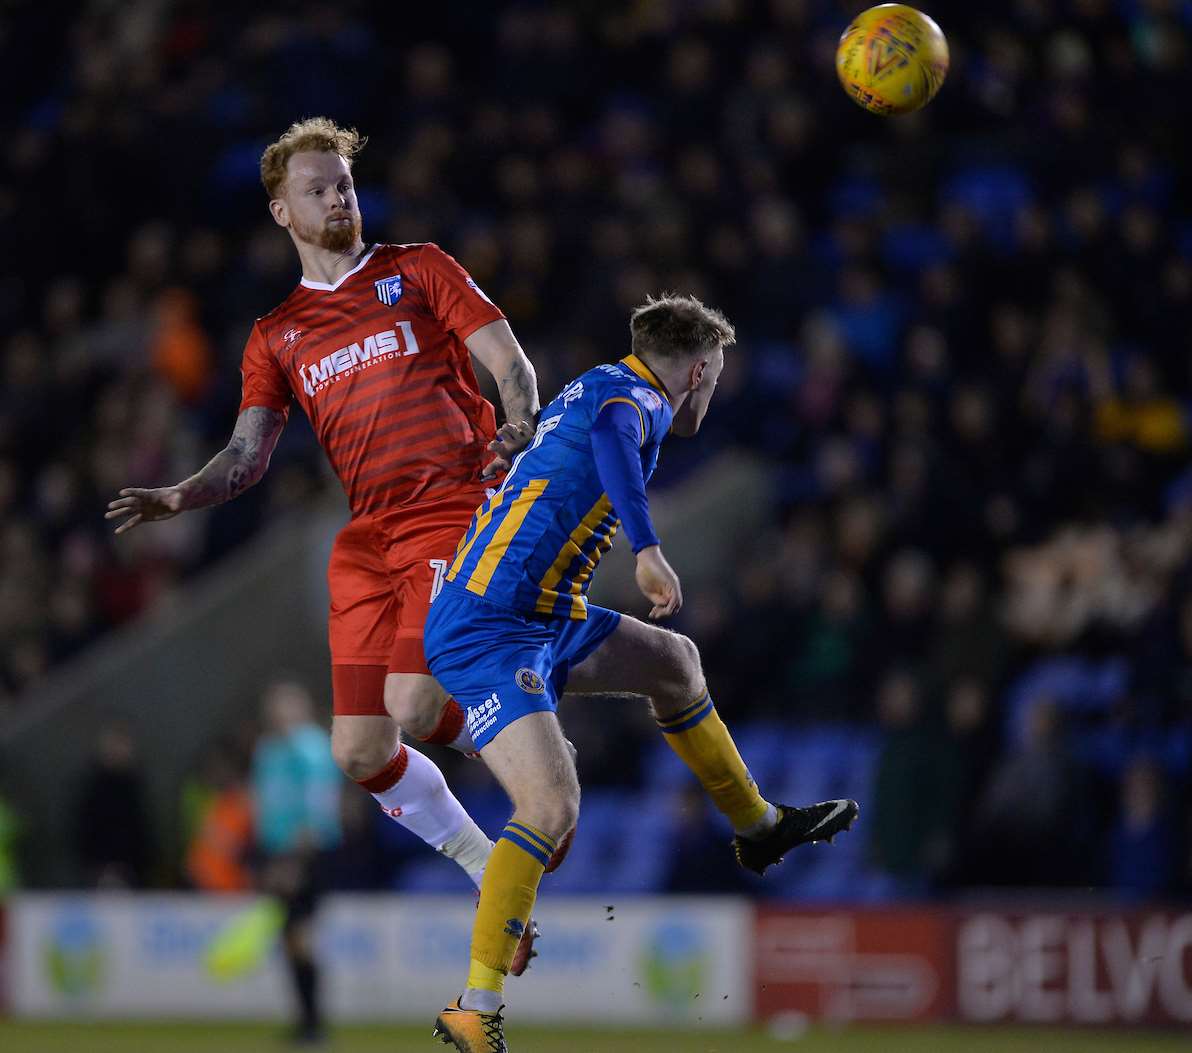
left=418, top=698, right=478, bottom=755
left=441, top=822, right=494, bottom=889
left=657, top=690, right=775, bottom=835
left=741, top=802, right=780, bottom=839
left=461, top=820, right=556, bottom=1010
left=357, top=745, right=488, bottom=873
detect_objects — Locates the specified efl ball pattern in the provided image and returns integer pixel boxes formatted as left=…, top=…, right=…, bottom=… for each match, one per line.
left=836, top=4, right=949, bottom=116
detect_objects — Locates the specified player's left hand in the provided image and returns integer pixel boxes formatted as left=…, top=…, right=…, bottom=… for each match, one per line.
left=635, top=545, right=683, bottom=620
left=481, top=419, right=535, bottom=479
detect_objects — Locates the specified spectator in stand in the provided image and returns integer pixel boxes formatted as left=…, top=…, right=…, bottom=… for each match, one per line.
left=871, top=669, right=941, bottom=895
left=933, top=677, right=997, bottom=887
left=1109, top=759, right=1176, bottom=901
left=925, top=564, right=1008, bottom=698
left=72, top=723, right=152, bottom=888
left=974, top=699, right=1091, bottom=887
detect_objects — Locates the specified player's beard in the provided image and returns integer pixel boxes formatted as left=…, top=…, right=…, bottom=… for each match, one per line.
left=294, top=212, right=362, bottom=254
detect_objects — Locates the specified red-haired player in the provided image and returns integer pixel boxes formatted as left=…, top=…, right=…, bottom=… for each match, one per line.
left=107, top=118, right=545, bottom=965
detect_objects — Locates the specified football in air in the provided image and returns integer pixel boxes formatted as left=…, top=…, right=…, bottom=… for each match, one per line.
left=836, top=4, right=949, bottom=115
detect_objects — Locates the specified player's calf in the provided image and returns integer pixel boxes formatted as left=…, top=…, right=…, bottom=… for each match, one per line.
left=636, top=637, right=862, bottom=871
left=566, top=614, right=705, bottom=717
left=567, top=618, right=797, bottom=848
left=333, top=715, right=495, bottom=889
left=456, top=713, right=576, bottom=1017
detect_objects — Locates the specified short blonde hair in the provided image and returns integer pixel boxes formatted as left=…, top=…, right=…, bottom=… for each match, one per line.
left=630, top=293, right=736, bottom=360
left=259, top=117, right=366, bottom=198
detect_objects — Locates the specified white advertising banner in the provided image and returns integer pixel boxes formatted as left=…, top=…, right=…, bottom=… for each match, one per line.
left=9, top=894, right=289, bottom=1018
left=7, top=893, right=751, bottom=1025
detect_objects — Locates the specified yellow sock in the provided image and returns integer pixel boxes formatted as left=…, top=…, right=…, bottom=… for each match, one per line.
left=657, top=691, right=770, bottom=832
left=466, top=821, right=556, bottom=995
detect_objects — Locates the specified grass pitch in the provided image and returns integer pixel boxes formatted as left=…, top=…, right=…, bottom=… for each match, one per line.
left=0, top=1022, right=1187, bottom=1053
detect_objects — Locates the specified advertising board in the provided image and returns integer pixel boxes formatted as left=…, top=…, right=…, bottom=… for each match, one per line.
left=755, top=907, right=953, bottom=1024
left=6, top=893, right=751, bottom=1025
left=756, top=906, right=1192, bottom=1029
left=957, top=911, right=1192, bottom=1027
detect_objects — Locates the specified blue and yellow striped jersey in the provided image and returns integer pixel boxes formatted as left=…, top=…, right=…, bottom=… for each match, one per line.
left=444, top=354, right=674, bottom=619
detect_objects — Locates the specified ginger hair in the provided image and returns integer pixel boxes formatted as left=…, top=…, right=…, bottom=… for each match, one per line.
left=259, top=117, right=366, bottom=198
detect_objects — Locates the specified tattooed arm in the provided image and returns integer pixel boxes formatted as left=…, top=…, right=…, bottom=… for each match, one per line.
left=466, top=319, right=539, bottom=425
left=465, top=319, right=541, bottom=478
left=106, top=406, right=286, bottom=535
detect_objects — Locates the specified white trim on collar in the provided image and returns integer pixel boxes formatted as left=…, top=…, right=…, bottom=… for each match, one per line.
left=299, top=244, right=380, bottom=291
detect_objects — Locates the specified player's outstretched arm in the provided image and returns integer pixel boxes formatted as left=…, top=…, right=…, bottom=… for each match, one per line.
left=465, top=320, right=540, bottom=478
left=590, top=399, right=682, bottom=619
left=105, top=406, right=286, bottom=535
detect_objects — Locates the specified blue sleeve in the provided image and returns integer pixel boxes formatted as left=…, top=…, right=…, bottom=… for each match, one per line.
left=591, top=399, right=660, bottom=553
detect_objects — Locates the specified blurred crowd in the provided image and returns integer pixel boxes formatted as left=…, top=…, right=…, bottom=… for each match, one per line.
left=5, top=0, right=1192, bottom=898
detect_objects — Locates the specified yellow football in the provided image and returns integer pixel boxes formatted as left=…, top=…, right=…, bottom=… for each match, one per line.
left=835, top=4, right=949, bottom=116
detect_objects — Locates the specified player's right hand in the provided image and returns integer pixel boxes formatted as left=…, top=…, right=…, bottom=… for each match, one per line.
left=635, top=545, right=683, bottom=620
left=105, top=486, right=186, bottom=534
left=481, top=419, right=536, bottom=480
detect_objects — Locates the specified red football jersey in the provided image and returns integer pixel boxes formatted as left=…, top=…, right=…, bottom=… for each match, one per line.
left=239, top=243, right=504, bottom=517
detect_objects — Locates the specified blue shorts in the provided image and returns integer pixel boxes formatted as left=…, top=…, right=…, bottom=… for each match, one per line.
left=424, top=585, right=621, bottom=750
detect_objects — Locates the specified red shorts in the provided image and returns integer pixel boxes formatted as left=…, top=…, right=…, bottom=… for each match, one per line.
left=327, top=491, right=483, bottom=716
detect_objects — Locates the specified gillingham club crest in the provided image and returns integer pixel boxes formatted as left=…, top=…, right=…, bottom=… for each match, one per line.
left=374, top=273, right=403, bottom=306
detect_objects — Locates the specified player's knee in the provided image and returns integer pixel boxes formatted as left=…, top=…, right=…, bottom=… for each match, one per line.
left=512, top=769, right=580, bottom=841
left=330, top=728, right=395, bottom=781
left=673, top=632, right=702, bottom=680
left=383, top=676, right=443, bottom=738
left=652, top=631, right=705, bottom=714
left=535, top=785, right=580, bottom=842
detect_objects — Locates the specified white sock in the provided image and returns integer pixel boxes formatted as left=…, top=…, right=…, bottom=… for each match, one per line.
left=440, top=820, right=493, bottom=888
left=461, top=987, right=503, bottom=1013
left=447, top=722, right=477, bottom=755
left=370, top=745, right=472, bottom=850
left=740, top=802, right=779, bottom=839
